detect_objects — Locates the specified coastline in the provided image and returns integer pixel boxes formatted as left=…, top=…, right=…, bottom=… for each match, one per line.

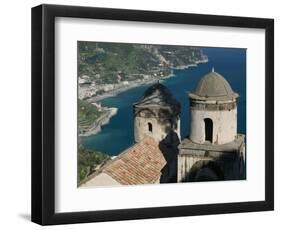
left=79, top=107, right=118, bottom=137
left=171, top=58, right=208, bottom=70
left=80, top=59, right=208, bottom=137
left=86, top=62, right=204, bottom=104
left=87, top=77, right=163, bottom=103
left=87, top=59, right=208, bottom=104
left=80, top=77, right=169, bottom=137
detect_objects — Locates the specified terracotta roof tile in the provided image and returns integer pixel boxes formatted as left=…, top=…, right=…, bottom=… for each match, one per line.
left=89, top=137, right=166, bottom=185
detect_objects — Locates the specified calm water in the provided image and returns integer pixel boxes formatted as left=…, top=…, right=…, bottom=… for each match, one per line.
left=81, top=47, right=246, bottom=156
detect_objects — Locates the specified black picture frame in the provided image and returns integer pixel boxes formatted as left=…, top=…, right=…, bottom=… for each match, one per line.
left=31, top=4, right=274, bottom=225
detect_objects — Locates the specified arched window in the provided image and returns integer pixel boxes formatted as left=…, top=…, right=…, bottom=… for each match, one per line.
left=204, top=118, right=213, bottom=143
left=148, top=122, right=152, bottom=132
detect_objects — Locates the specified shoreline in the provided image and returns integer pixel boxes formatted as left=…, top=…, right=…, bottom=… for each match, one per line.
left=80, top=59, right=208, bottom=137
left=79, top=107, right=118, bottom=137
left=87, top=77, right=163, bottom=103
left=86, top=61, right=207, bottom=104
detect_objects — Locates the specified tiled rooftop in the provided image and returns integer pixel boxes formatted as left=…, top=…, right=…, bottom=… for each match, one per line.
left=83, top=137, right=167, bottom=185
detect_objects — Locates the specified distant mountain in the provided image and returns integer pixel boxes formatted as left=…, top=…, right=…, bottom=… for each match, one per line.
left=78, top=42, right=208, bottom=85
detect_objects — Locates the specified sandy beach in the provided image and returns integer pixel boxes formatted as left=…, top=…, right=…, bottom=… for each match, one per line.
left=87, top=78, right=160, bottom=103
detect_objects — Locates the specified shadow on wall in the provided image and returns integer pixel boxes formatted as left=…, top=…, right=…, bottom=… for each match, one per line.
left=159, top=130, right=180, bottom=183
left=187, top=160, right=225, bottom=182
left=180, top=151, right=246, bottom=183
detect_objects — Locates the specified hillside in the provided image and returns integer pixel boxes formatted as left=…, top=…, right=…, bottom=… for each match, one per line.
left=78, top=42, right=208, bottom=100
left=78, top=145, right=111, bottom=183
left=78, top=99, right=104, bottom=134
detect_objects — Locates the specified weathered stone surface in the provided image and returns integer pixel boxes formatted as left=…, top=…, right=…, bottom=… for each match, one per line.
left=190, top=100, right=237, bottom=111
left=189, top=70, right=239, bottom=101
left=178, top=135, right=246, bottom=182
left=134, top=83, right=181, bottom=143
left=189, top=108, right=237, bottom=145
left=188, top=71, right=238, bottom=145
left=134, top=83, right=181, bottom=113
left=178, top=70, right=245, bottom=182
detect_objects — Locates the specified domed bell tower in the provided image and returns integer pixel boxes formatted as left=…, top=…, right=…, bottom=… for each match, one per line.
left=133, top=83, right=181, bottom=144
left=178, top=69, right=246, bottom=182
left=189, top=68, right=238, bottom=145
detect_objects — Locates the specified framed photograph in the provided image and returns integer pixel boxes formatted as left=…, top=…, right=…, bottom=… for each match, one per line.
left=31, top=4, right=274, bottom=225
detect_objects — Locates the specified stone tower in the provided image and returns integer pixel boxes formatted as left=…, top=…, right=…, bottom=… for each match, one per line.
left=133, top=83, right=181, bottom=144
left=178, top=69, right=246, bottom=182
left=189, top=68, right=238, bottom=145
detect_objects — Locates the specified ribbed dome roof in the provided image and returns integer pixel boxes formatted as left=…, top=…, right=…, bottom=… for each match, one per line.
left=135, top=83, right=180, bottom=109
left=189, top=70, right=238, bottom=101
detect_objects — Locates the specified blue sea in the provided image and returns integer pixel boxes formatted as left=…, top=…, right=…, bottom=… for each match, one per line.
left=80, top=47, right=246, bottom=156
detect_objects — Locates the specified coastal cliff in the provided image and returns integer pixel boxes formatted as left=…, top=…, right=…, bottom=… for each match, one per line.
left=79, top=99, right=118, bottom=136
left=80, top=106, right=118, bottom=136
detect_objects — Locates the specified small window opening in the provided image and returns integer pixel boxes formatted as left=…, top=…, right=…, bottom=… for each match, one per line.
left=204, top=118, right=213, bottom=143
left=148, top=122, right=153, bottom=132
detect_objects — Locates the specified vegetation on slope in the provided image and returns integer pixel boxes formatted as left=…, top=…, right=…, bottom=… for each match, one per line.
left=78, top=99, right=104, bottom=134
left=78, top=145, right=110, bottom=183
left=78, top=41, right=207, bottom=84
